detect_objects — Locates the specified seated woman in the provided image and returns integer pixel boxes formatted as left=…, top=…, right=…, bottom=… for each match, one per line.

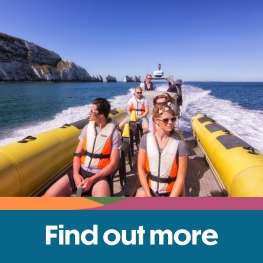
left=148, top=95, right=168, bottom=132
left=162, top=92, right=180, bottom=117
left=43, top=98, right=121, bottom=197
left=136, top=105, right=188, bottom=197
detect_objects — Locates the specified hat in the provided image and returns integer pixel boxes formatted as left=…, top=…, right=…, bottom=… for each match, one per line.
left=175, top=79, right=183, bottom=85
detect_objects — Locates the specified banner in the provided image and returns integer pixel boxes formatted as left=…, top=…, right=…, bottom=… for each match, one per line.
left=0, top=198, right=262, bottom=263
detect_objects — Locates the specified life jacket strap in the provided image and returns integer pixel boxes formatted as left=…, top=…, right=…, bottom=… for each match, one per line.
left=74, top=151, right=110, bottom=159
left=134, top=109, right=145, bottom=111
left=147, top=172, right=176, bottom=183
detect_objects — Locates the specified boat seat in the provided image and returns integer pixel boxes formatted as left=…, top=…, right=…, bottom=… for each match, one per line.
left=129, top=121, right=138, bottom=155
left=119, top=137, right=132, bottom=188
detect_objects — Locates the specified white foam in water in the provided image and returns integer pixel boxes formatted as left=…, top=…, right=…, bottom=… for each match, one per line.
left=0, top=89, right=135, bottom=147
left=181, top=84, right=263, bottom=153
left=1, top=84, right=263, bottom=154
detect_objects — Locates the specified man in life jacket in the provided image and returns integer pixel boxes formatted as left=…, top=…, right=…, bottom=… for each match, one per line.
left=167, top=79, right=183, bottom=106
left=140, top=74, right=156, bottom=91
left=119, top=86, right=149, bottom=134
left=43, top=98, right=121, bottom=197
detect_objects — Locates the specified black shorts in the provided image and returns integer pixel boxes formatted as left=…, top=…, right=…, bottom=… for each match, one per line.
left=67, top=167, right=111, bottom=196
left=150, top=188, right=170, bottom=197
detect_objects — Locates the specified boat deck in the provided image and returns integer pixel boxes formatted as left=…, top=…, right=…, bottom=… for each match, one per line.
left=112, top=91, right=226, bottom=197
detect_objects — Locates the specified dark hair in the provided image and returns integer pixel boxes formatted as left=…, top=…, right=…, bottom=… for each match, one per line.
left=153, top=95, right=167, bottom=105
left=92, top=98, right=111, bottom=118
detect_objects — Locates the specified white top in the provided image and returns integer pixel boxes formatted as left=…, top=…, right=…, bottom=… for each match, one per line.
left=148, top=115, right=155, bottom=132
left=128, top=96, right=149, bottom=106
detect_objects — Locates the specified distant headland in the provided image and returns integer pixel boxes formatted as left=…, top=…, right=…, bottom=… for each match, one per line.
left=0, top=32, right=139, bottom=83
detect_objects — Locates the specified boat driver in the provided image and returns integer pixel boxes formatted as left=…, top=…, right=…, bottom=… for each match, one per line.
left=43, top=98, right=121, bottom=197
left=140, top=74, right=156, bottom=91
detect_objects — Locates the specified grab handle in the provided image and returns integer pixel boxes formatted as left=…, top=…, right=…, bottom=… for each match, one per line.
left=243, top=146, right=258, bottom=155
left=60, top=124, right=71, bottom=128
left=18, top=136, right=37, bottom=143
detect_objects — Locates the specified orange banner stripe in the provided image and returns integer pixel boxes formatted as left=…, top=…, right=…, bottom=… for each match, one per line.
left=0, top=197, right=103, bottom=210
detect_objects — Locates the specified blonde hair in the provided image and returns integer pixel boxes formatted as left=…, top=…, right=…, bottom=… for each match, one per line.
left=146, top=74, right=152, bottom=78
left=152, top=105, right=184, bottom=140
left=162, top=92, right=177, bottom=106
left=135, top=86, right=143, bottom=92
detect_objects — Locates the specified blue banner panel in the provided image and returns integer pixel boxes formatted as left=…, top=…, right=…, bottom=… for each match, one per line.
left=0, top=210, right=262, bottom=263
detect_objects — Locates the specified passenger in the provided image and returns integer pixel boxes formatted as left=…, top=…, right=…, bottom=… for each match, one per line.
left=135, top=105, right=188, bottom=197
left=148, top=95, right=168, bottom=132
left=119, top=86, right=149, bottom=134
left=167, top=79, right=183, bottom=106
left=43, top=98, right=121, bottom=197
left=140, top=74, right=156, bottom=91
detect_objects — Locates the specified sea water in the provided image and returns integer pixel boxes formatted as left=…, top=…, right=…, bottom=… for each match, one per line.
left=0, top=81, right=263, bottom=153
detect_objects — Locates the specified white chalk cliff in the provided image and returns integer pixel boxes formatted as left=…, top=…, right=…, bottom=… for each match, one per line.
left=123, top=75, right=140, bottom=82
left=0, top=32, right=102, bottom=82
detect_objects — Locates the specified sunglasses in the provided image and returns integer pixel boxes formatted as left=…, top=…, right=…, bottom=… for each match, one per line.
left=90, top=109, right=99, bottom=114
left=156, top=102, right=167, bottom=106
left=156, top=116, right=177, bottom=124
left=136, top=92, right=142, bottom=94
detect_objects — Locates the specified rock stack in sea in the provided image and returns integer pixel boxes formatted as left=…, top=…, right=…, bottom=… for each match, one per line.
left=123, top=75, right=140, bottom=82
left=106, top=75, right=117, bottom=82
left=0, top=32, right=102, bottom=82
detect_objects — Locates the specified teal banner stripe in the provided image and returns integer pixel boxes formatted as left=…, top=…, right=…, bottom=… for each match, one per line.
left=0, top=210, right=262, bottom=263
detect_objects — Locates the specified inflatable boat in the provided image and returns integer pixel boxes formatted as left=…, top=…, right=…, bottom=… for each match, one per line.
left=191, top=114, right=263, bottom=197
left=0, top=108, right=126, bottom=197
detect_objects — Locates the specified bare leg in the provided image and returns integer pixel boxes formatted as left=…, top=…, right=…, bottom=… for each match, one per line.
left=42, top=174, right=72, bottom=197
left=135, top=188, right=147, bottom=197
left=92, top=180, right=111, bottom=197
left=129, top=174, right=140, bottom=197
left=179, top=184, right=186, bottom=197
left=119, top=118, right=129, bottom=131
left=141, top=120, right=149, bottom=134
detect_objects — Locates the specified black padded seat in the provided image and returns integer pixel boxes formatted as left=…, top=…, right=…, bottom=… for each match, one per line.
left=217, top=135, right=251, bottom=150
left=198, top=116, right=215, bottom=123
left=205, top=123, right=227, bottom=133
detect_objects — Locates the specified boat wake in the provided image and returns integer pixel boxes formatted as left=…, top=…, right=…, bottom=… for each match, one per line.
left=1, top=83, right=262, bottom=153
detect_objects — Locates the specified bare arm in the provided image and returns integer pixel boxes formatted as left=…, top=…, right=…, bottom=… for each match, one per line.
left=72, top=140, right=85, bottom=187
left=169, top=156, right=187, bottom=197
left=138, top=105, right=149, bottom=119
left=137, top=148, right=152, bottom=197
left=127, top=104, right=132, bottom=116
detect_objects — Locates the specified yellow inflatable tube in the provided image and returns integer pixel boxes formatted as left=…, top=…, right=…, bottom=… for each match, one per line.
left=0, top=108, right=125, bottom=196
left=191, top=114, right=263, bottom=197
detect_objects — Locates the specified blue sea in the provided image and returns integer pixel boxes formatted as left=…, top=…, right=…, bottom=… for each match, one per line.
left=0, top=81, right=263, bottom=153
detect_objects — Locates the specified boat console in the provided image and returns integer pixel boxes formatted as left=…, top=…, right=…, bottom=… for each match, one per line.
left=153, top=63, right=164, bottom=77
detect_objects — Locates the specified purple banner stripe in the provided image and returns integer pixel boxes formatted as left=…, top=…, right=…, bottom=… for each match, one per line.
left=91, top=197, right=263, bottom=210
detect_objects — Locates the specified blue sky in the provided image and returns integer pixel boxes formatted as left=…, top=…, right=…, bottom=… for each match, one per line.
left=1, top=0, right=263, bottom=81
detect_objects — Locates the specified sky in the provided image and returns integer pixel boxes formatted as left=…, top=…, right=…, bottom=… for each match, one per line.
left=1, top=0, right=263, bottom=82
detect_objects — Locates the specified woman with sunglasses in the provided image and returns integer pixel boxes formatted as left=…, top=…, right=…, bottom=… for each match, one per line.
left=148, top=95, right=168, bottom=132
left=43, top=98, right=121, bottom=197
left=136, top=105, right=188, bottom=197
